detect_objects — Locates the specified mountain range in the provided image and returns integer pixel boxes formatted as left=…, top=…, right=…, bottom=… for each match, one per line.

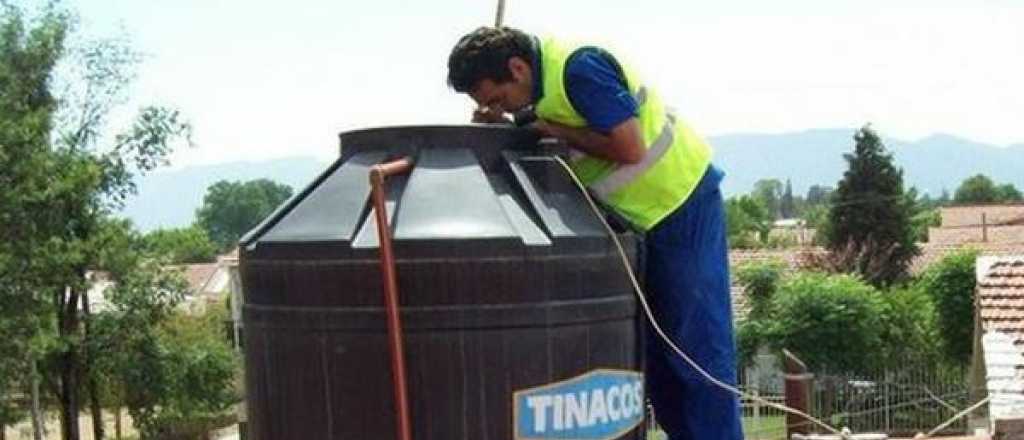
left=119, top=129, right=1024, bottom=232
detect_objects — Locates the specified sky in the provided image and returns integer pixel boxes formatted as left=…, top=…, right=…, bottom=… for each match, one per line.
left=69, top=0, right=1024, bottom=169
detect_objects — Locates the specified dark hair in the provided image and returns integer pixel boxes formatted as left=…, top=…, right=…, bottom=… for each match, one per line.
left=447, top=26, right=534, bottom=93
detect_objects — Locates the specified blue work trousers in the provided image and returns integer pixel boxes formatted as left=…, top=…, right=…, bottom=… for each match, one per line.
left=643, top=165, right=743, bottom=440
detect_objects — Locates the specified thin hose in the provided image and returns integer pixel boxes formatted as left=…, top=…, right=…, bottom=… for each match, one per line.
left=550, top=155, right=847, bottom=437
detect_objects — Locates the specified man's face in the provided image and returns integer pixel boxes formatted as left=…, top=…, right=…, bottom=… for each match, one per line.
left=469, top=57, right=533, bottom=114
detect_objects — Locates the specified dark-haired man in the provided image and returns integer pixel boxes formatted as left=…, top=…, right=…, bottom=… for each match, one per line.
left=447, top=27, right=742, bottom=440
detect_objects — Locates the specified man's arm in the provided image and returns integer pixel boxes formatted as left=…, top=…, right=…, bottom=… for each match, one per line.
left=537, top=47, right=644, bottom=165
left=534, top=117, right=645, bottom=164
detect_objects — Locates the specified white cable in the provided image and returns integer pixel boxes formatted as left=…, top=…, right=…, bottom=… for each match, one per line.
left=550, top=156, right=846, bottom=437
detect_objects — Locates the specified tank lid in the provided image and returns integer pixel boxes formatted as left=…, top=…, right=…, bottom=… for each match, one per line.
left=241, top=125, right=608, bottom=251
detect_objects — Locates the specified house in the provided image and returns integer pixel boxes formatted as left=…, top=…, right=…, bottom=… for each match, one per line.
left=84, top=270, right=115, bottom=312
left=770, top=218, right=817, bottom=246
left=221, top=250, right=243, bottom=350
left=173, top=253, right=234, bottom=314
left=970, top=255, right=1024, bottom=434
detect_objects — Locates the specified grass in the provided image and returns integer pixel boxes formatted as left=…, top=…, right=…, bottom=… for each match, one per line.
left=646, top=415, right=786, bottom=440
left=743, top=415, right=786, bottom=439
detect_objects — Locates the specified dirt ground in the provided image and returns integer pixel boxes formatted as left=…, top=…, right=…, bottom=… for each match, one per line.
left=2, top=411, right=136, bottom=440
left=2, top=412, right=241, bottom=440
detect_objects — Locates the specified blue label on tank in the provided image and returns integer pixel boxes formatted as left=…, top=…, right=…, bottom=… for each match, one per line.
left=514, top=369, right=644, bottom=440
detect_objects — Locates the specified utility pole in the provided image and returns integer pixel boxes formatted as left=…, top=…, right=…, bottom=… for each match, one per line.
left=495, top=0, right=506, bottom=27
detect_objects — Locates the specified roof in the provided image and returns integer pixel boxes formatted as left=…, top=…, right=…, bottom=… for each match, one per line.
left=729, top=247, right=825, bottom=319
left=977, top=256, right=1024, bottom=419
left=181, top=263, right=219, bottom=295
left=912, top=243, right=1024, bottom=275
left=979, top=258, right=1024, bottom=328
left=940, top=204, right=1024, bottom=228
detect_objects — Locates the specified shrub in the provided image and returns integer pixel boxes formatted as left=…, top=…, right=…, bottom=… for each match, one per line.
left=735, top=260, right=785, bottom=317
left=876, top=285, right=941, bottom=363
left=915, top=249, right=979, bottom=366
left=766, top=273, right=886, bottom=372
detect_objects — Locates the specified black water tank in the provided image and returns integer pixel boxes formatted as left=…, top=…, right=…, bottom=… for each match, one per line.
left=240, top=125, right=644, bottom=440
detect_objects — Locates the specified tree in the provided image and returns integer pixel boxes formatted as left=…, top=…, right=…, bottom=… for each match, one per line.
left=196, top=179, right=293, bottom=250
left=806, top=185, right=834, bottom=206
left=725, top=195, right=772, bottom=248
left=780, top=179, right=796, bottom=219
left=0, top=3, right=192, bottom=439
left=826, top=126, right=918, bottom=287
left=737, top=271, right=938, bottom=372
left=740, top=272, right=885, bottom=372
left=142, top=225, right=218, bottom=264
left=996, top=183, right=1023, bottom=202
left=0, top=4, right=70, bottom=438
left=954, top=174, right=1000, bottom=204
left=916, top=249, right=979, bottom=366
left=953, top=175, right=1022, bottom=204
left=734, top=260, right=785, bottom=321
left=752, top=179, right=783, bottom=220
left=90, top=249, right=238, bottom=439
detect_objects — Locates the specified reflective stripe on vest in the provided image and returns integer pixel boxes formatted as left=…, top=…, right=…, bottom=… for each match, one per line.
left=590, top=112, right=674, bottom=199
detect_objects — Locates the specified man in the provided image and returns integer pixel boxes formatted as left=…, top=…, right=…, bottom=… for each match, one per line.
left=447, top=27, right=742, bottom=440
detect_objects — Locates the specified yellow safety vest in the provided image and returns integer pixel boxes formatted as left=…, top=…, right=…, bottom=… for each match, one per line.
left=533, top=37, right=713, bottom=231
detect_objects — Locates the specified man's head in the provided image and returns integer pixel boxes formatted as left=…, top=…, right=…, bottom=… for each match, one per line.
left=447, top=27, right=535, bottom=114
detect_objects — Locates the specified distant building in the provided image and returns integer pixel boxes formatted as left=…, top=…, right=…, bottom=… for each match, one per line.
left=85, top=270, right=115, bottom=312
left=770, top=218, right=816, bottom=246
left=172, top=251, right=235, bottom=314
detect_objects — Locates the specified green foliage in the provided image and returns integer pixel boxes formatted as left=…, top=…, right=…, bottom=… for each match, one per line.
left=802, top=204, right=831, bottom=244
left=752, top=179, right=783, bottom=220
left=142, top=225, right=218, bottom=264
left=996, top=183, right=1023, bottom=202
left=806, top=185, right=834, bottom=206
left=953, top=174, right=1023, bottom=205
left=735, top=260, right=785, bottom=317
left=748, top=272, right=886, bottom=372
left=780, top=179, right=796, bottom=219
left=0, top=2, right=69, bottom=429
left=196, top=179, right=293, bottom=250
left=90, top=260, right=238, bottom=439
left=726, top=195, right=772, bottom=248
left=738, top=271, right=939, bottom=372
left=954, top=174, right=1013, bottom=204
left=915, top=249, right=979, bottom=366
left=0, top=3, right=194, bottom=439
left=133, top=314, right=238, bottom=438
left=877, top=285, right=941, bottom=364
left=826, top=126, right=918, bottom=287
left=910, top=208, right=941, bottom=243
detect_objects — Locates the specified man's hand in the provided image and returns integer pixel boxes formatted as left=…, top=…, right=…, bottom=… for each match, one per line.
left=472, top=106, right=512, bottom=124
left=528, top=118, right=645, bottom=165
left=529, top=119, right=557, bottom=138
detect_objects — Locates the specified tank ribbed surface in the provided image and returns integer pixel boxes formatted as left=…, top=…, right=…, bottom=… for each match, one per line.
left=240, top=125, right=643, bottom=440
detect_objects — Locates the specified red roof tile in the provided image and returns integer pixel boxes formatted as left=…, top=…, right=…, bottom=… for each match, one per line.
left=176, top=263, right=218, bottom=295
left=978, top=257, right=1024, bottom=343
left=977, top=256, right=1024, bottom=409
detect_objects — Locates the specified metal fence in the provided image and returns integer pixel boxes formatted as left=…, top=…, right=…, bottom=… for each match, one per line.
left=647, top=361, right=968, bottom=439
left=741, top=392, right=788, bottom=440
left=809, top=364, right=970, bottom=437
left=742, top=357, right=789, bottom=440
left=737, top=357, right=970, bottom=439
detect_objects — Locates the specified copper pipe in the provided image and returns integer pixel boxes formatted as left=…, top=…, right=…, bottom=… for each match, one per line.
left=369, top=156, right=415, bottom=440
